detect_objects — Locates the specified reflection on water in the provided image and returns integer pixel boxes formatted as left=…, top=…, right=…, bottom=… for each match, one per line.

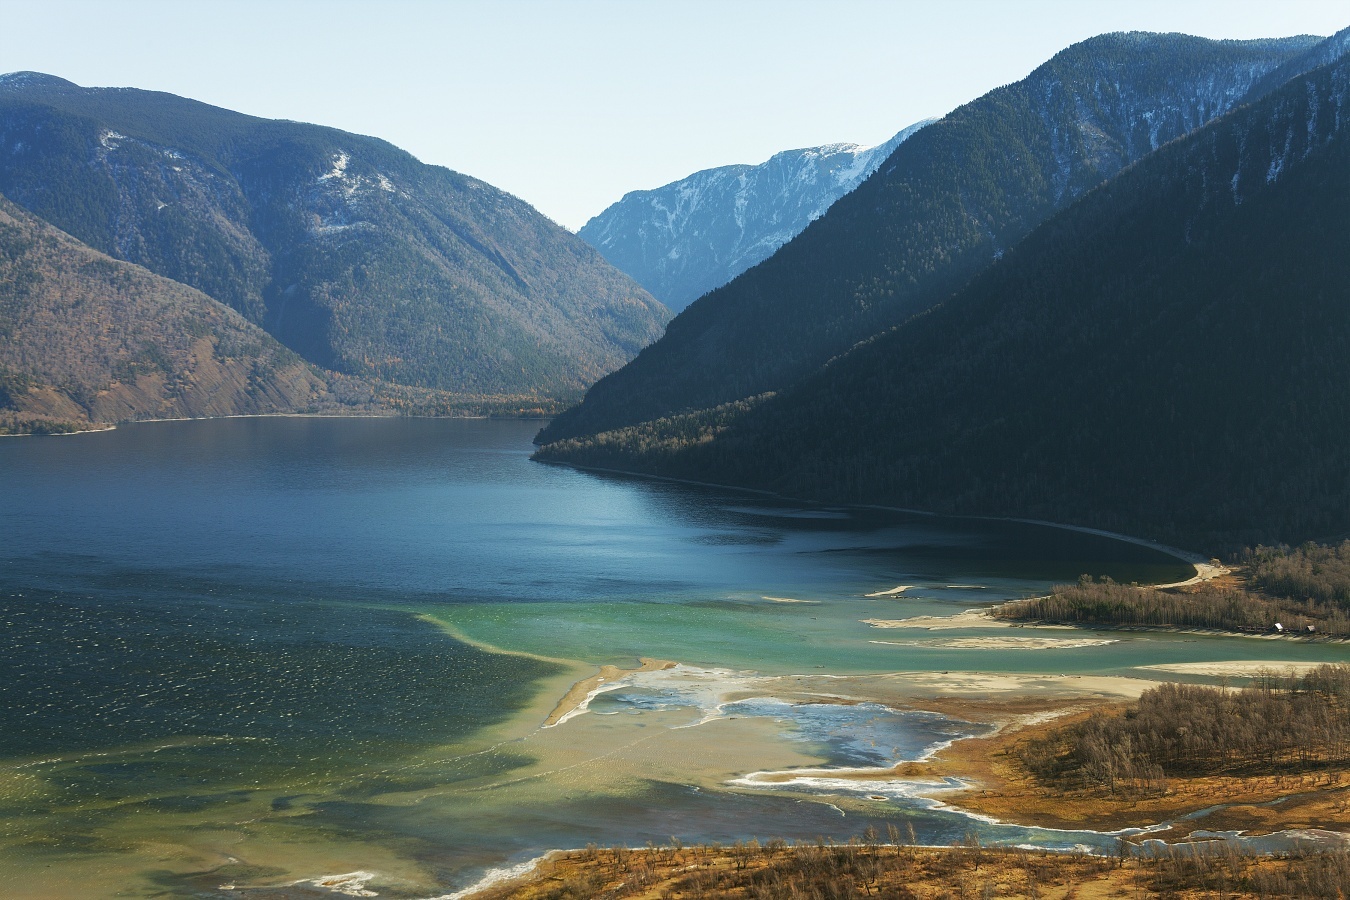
left=1, top=418, right=1341, bottom=897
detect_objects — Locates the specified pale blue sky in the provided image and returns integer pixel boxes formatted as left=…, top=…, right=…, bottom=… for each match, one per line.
left=4, top=0, right=1347, bottom=229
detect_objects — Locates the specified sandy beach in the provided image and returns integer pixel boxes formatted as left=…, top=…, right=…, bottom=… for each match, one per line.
left=1136, top=660, right=1334, bottom=678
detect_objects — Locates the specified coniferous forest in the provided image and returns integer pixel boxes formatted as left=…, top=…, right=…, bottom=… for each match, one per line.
left=538, top=32, right=1324, bottom=446
left=537, top=43, right=1350, bottom=549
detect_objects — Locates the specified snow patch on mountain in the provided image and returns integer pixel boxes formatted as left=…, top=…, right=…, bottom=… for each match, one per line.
left=579, top=119, right=934, bottom=311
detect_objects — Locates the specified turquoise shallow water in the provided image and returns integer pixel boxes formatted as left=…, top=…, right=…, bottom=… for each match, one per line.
left=1, top=417, right=1343, bottom=897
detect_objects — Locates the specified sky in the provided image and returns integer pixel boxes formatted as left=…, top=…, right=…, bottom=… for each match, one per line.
left=3, top=0, right=1347, bottom=230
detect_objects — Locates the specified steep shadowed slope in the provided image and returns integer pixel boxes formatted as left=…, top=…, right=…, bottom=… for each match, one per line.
left=538, top=44, right=1350, bottom=549
left=539, top=32, right=1320, bottom=444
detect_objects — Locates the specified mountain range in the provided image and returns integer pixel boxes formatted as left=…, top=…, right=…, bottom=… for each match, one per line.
left=538, top=32, right=1324, bottom=447
left=578, top=120, right=931, bottom=312
left=0, top=73, right=669, bottom=431
left=537, top=28, right=1350, bottom=548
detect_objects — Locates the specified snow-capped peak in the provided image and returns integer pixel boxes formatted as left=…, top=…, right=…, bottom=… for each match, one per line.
left=578, top=119, right=935, bottom=311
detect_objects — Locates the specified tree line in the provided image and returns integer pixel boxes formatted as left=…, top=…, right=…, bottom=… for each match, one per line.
left=994, top=541, right=1350, bottom=636
left=1016, top=664, right=1350, bottom=797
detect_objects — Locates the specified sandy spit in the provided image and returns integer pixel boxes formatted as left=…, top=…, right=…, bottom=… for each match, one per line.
left=1135, top=660, right=1333, bottom=678
left=542, top=657, right=676, bottom=727
left=871, top=636, right=1118, bottom=650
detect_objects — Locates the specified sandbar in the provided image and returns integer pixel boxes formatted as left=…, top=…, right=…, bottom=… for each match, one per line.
left=872, top=636, right=1118, bottom=650
left=541, top=657, right=676, bottom=727
left=1135, top=660, right=1333, bottom=678
left=864, top=585, right=913, bottom=597
left=863, top=609, right=1009, bottom=630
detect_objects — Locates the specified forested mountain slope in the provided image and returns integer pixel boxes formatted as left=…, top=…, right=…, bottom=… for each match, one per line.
left=0, top=193, right=328, bottom=433
left=578, top=120, right=930, bottom=312
left=0, top=73, right=669, bottom=398
left=539, top=32, right=1320, bottom=444
left=537, top=48, right=1350, bottom=549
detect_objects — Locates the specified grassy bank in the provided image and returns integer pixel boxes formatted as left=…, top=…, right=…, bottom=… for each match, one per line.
left=473, top=840, right=1350, bottom=899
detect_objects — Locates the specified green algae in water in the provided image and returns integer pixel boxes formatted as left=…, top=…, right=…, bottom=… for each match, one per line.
left=0, top=561, right=558, bottom=886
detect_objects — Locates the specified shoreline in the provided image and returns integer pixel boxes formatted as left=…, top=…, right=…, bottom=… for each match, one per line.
left=862, top=607, right=1347, bottom=643
left=541, top=657, right=677, bottom=727
left=0, top=409, right=557, bottom=439
left=532, top=459, right=1212, bottom=583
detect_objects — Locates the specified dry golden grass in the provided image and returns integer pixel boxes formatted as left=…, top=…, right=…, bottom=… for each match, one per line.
left=474, top=841, right=1350, bottom=900
left=899, top=699, right=1350, bottom=839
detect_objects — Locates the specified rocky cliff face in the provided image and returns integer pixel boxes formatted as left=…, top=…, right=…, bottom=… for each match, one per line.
left=578, top=121, right=930, bottom=311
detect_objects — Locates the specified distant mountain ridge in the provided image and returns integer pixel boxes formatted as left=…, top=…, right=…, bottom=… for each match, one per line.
left=537, top=28, right=1350, bottom=548
left=0, top=74, right=669, bottom=400
left=578, top=121, right=931, bottom=311
left=539, top=32, right=1322, bottom=446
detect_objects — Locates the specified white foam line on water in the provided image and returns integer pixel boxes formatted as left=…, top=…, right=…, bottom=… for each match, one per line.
left=547, top=681, right=626, bottom=728
left=271, top=870, right=379, bottom=897
left=864, top=585, right=913, bottom=597
left=671, top=699, right=734, bottom=730
left=730, top=769, right=1175, bottom=838
left=424, top=853, right=555, bottom=899
left=730, top=771, right=969, bottom=803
